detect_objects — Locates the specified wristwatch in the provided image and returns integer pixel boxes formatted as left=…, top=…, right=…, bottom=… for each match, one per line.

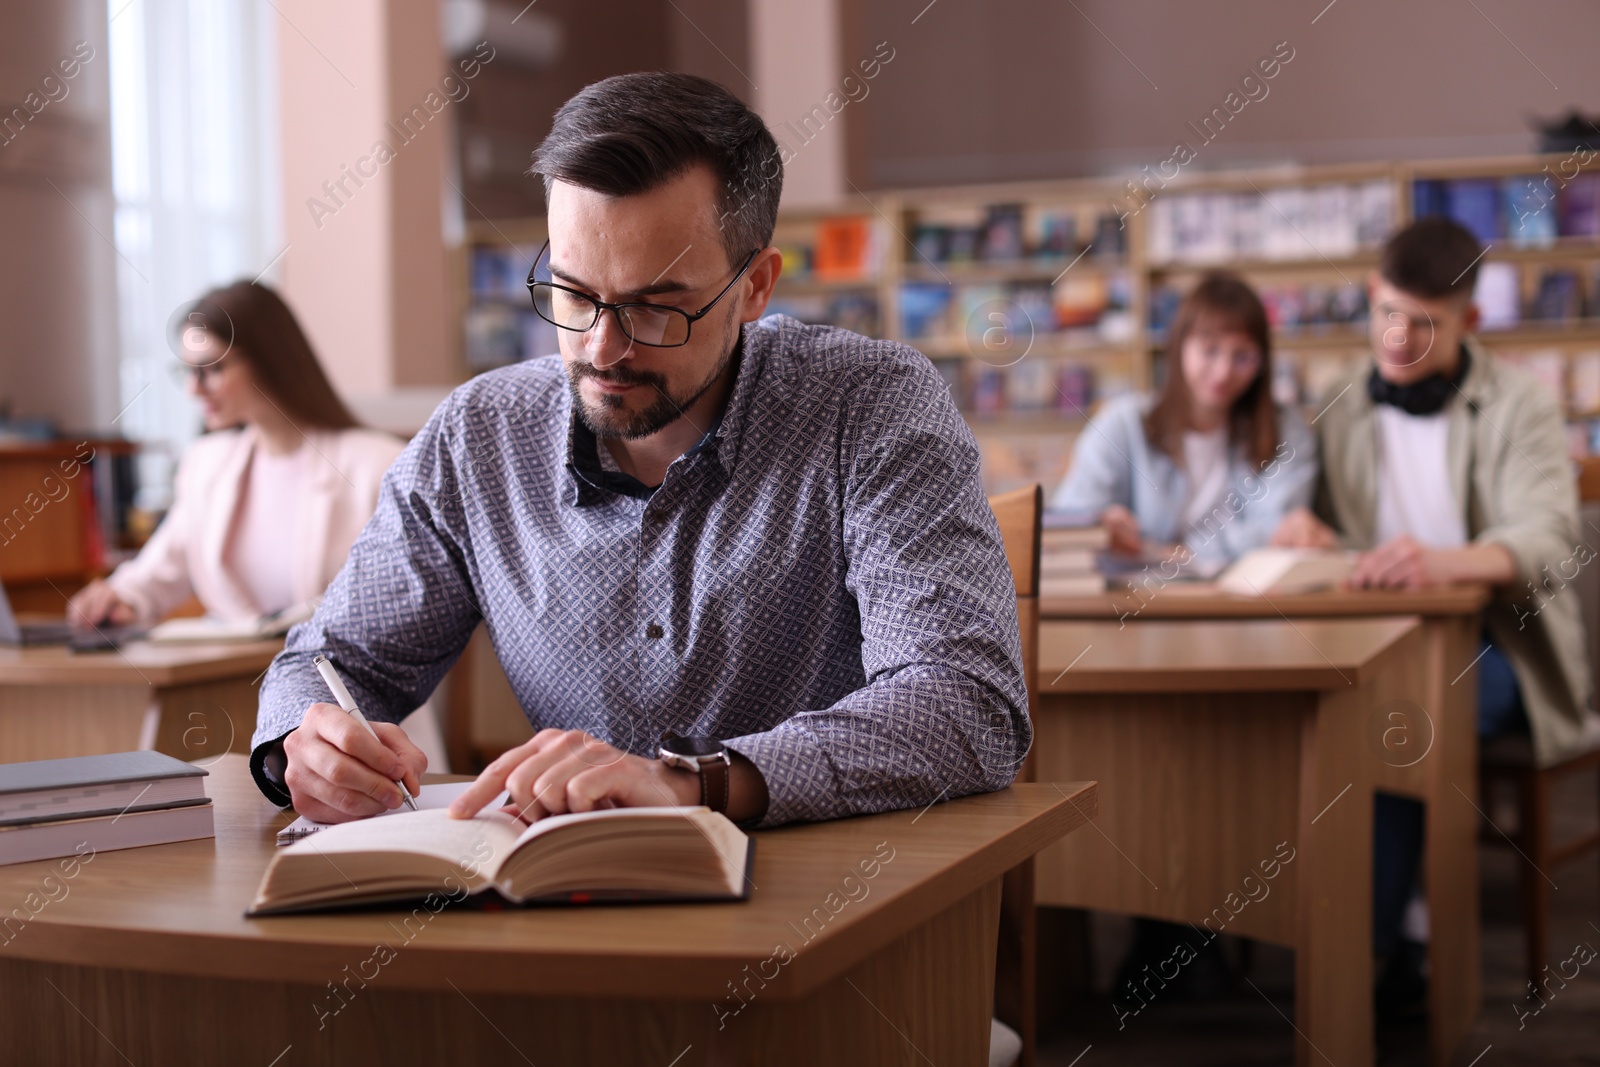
left=658, top=733, right=732, bottom=814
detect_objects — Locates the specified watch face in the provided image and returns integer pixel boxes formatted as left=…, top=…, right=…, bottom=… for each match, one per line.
left=661, top=734, right=724, bottom=758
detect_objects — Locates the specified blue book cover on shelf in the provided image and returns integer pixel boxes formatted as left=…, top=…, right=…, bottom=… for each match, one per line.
left=1445, top=179, right=1502, bottom=243
left=898, top=284, right=953, bottom=339
left=1411, top=179, right=1449, bottom=220
left=1502, top=175, right=1557, bottom=247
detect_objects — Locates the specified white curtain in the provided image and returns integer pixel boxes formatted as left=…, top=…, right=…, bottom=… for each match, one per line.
left=107, top=0, right=281, bottom=511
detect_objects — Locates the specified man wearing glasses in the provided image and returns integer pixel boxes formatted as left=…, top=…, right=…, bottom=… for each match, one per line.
left=249, top=73, right=1031, bottom=830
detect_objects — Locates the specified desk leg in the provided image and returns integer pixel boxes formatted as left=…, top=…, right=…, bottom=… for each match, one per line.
left=1296, top=684, right=1377, bottom=1067
left=1424, top=614, right=1482, bottom=1067
left=718, top=876, right=1003, bottom=1065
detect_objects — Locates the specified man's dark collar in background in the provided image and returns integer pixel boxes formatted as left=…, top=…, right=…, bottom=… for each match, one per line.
left=1367, top=343, right=1472, bottom=416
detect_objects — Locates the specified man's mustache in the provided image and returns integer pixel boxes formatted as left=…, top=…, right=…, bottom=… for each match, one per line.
left=570, top=363, right=666, bottom=388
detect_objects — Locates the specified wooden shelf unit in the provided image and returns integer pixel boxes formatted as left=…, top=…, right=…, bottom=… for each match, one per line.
left=453, top=153, right=1600, bottom=490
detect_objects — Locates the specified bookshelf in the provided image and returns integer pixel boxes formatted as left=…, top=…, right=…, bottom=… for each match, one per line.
left=452, top=153, right=1600, bottom=492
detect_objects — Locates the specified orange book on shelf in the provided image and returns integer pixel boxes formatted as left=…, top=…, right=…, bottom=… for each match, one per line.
left=812, top=217, right=872, bottom=281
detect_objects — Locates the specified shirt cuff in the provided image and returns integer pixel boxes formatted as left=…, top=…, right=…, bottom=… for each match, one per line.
left=723, top=724, right=837, bottom=828
left=249, top=731, right=294, bottom=808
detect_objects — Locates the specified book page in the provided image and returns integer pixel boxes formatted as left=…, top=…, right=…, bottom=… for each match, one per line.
left=276, top=781, right=500, bottom=844
left=285, top=807, right=525, bottom=879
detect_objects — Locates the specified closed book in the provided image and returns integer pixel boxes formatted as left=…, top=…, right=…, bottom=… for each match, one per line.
left=1042, top=573, right=1108, bottom=597
left=0, top=750, right=208, bottom=828
left=0, top=801, right=214, bottom=866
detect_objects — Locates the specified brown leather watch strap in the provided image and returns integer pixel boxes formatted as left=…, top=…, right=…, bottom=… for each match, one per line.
left=700, top=755, right=731, bottom=814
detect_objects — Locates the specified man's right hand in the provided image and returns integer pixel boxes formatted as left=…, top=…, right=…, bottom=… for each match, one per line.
left=282, top=702, right=427, bottom=823
left=1101, top=504, right=1143, bottom=555
left=67, top=580, right=136, bottom=628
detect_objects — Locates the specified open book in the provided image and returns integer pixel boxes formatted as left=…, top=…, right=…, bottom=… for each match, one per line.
left=1217, top=548, right=1357, bottom=596
left=248, top=805, right=753, bottom=916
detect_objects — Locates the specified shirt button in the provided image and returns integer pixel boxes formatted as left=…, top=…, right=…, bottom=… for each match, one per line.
left=646, top=623, right=664, bottom=640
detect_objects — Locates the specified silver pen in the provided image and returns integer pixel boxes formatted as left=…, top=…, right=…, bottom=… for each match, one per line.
left=314, top=654, right=419, bottom=812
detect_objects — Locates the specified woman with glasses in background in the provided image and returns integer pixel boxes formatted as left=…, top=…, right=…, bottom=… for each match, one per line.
left=72, top=281, right=406, bottom=631
left=1049, top=270, right=1318, bottom=567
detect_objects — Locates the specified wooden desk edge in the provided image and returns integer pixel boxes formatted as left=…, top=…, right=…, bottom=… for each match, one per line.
left=0, top=781, right=1099, bottom=1002
left=1039, top=616, right=1422, bottom=694
left=1041, top=583, right=1491, bottom=620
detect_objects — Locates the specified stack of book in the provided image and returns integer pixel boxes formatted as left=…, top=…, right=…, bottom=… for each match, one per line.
left=1413, top=174, right=1600, bottom=245
left=0, top=751, right=214, bottom=866
left=1041, top=517, right=1109, bottom=596
left=1145, top=181, right=1395, bottom=264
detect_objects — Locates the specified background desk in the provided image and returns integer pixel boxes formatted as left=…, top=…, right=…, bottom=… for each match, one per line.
left=1036, top=616, right=1457, bottom=1067
left=1040, top=583, right=1487, bottom=1066
left=0, top=754, right=1095, bottom=1066
left=0, top=640, right=281, bottom=763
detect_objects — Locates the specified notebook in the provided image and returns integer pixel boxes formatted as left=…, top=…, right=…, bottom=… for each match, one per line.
left=249, top=805, right=754, bottom=915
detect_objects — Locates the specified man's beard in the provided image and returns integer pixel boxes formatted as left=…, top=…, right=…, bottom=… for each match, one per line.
left=567, top=319, right=739, bottom=440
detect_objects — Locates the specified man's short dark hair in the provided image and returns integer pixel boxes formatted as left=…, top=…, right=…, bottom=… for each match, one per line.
left=530, top=73, right=782, bottom=266
left=1379, top=217, right=1483, bottom=300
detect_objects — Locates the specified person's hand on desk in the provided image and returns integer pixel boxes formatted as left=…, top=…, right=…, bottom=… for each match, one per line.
left=447, top=728, right=770, bottom=824
left=1271, top=507, right=1341, bottom=550
left=1347, top=535, right=1515, bottom=590
left=281, top=702, right=428, bottom=822
left=67, top=580, right=137, bottom=628
left=1100, top=505, right=1143, bottom=555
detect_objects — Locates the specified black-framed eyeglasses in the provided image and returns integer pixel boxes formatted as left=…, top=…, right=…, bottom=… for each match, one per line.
left=526, top=240, right=760, bottom=348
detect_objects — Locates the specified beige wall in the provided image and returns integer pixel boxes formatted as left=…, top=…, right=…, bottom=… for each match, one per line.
left=846, top=0, right=1600, bottom=187
left=0, top=0, right=115, bottom=432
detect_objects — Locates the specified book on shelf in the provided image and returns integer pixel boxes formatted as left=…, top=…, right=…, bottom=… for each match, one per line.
left=0, top=751, right=213, bottom=866
left=1561, top=175, right=1600, bottom=238
left=1147, top=181, right=1393, bottom=265
left=1504, top=175, right=1559, bottom=248
left=813, top=216, right=876, bottom=281
left=1532, top=269, right=1583, bottom=321
left=899, top=283, right=953, bottom=339
left=910, top=201, right=1116, bottom=265
left=1474, top=262, right=1522, bottom=330
left=1027, top=206, right=1078, bottom=258
left=249, top=805, right=753, bottom=916
left=1412, top=173, right=1600, bottom=244
left=980, top=204, right=1025, bottom=261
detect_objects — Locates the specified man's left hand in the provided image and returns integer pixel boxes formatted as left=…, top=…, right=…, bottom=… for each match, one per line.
left=447, top=729, right=698, bottom=821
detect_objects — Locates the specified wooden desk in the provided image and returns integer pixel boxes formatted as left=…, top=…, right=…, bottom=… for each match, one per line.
left=0, top=754, right=1096, bottom=1066
left=1041, top=583, right=1486, bottom=1067
left=0, top=640, right=281, bottom=763
left=1037, top=617, right=1425, bottom=1067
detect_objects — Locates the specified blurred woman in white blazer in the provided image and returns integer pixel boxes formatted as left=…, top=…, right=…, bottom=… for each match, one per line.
left=70, top=281, right=447, bottom=768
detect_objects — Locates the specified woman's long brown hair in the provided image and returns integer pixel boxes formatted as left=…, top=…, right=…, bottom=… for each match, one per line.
left=1143, top=271, right=1278, bottom=469
left=175, top=281, right=359, bottom=432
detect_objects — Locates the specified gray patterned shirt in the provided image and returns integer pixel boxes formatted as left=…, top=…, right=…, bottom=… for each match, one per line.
left=251, top=315, right=1030, bottom=825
